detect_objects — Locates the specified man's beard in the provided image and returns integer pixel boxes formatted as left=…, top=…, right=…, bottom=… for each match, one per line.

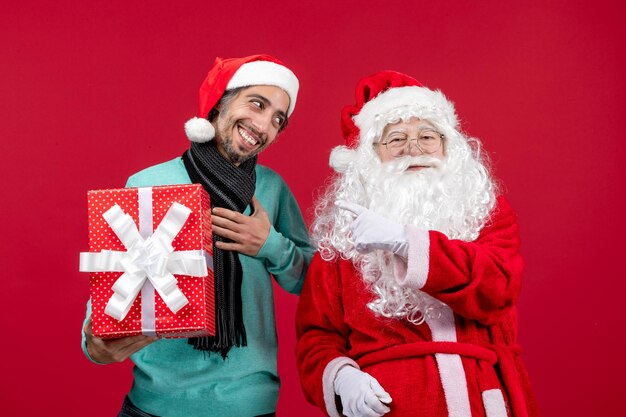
left=312, top=148, right=496, bottom=322
left=215, top=117, right=264, bottom=165
left=220, top=135, right=247, bottom=165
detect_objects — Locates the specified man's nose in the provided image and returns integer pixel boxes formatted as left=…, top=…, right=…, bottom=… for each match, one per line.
left=252, top=112, right=272, bottom=137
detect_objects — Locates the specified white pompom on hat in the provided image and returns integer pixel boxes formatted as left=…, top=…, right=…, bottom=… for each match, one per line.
left=185, top=54, right=300, bottom=143
left=330, top=70, right=457, bottom=172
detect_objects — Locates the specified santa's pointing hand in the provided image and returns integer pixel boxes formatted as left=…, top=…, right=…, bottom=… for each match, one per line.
left=336, top=200, right=409, bottom=258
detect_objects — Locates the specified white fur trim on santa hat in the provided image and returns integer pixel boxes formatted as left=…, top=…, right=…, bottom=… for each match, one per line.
left=329, top=145, right=359, bottom=173
left=227, top=60, right=299, bottom=116
left=184, top=117, right=215, bottom=143
left=354, top=86, right=457, bottom=139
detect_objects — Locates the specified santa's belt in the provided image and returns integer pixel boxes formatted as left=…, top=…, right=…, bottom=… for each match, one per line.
left=356, top=341, right=530, bottom=417
left=355, top=341, right=522, bottom=368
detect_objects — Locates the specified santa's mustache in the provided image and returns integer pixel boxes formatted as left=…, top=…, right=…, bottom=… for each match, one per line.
left=383, top=155, right=443, bottom=173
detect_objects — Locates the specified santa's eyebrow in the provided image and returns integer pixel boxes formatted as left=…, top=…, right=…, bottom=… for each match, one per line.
left=385, top=125, right=438, bottom=136
left=385, top=129, right=409, bottom=136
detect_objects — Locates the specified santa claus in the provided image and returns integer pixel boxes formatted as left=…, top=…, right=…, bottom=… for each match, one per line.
left=295, top=71, right=538, bottom=417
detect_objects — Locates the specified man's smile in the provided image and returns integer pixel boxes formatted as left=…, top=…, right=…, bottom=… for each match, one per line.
left=236, top=124, right=262, bottom=149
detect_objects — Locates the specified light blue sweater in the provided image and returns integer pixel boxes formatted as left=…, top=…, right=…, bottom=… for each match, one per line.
left=82, top=157, right=314, bottom=416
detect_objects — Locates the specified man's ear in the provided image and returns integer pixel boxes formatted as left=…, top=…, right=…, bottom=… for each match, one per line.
left=207, top=107, right=220, bottom=124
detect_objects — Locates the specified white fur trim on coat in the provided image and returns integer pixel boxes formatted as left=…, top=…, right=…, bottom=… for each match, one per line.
left=322, top=357, right=361, bottom=417
left=482, top=389, right=508, bottom=417
left=227, top=60, right=299, bottom=116
left=425, top=305, right=472, bottom=417
left=393, top=224, right=430, bottom=289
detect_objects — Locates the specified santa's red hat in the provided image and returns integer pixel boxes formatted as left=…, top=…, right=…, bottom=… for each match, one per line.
left=330, top=70, right=457, bottom=172
left=185, top=55, right=300, bottom=143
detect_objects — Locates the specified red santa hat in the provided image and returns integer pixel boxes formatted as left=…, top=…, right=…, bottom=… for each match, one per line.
left=184, top=54, right=300, bottom=143
left=330, top=70, right=458, bottom=172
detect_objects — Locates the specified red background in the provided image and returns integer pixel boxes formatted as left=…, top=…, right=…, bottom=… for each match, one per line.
left=2, top=1, right=625, bottom=416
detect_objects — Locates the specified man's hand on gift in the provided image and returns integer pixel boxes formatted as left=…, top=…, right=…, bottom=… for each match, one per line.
left=211, top=196, right=270, bottom=256
left=84, top=317, right=157, bottom=364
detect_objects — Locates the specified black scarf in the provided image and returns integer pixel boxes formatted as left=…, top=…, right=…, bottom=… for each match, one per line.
left=182, top=142, right=256, bottom=358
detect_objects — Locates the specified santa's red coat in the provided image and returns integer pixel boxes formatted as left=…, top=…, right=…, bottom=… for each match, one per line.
left=295, top=197, right=539, bottom=417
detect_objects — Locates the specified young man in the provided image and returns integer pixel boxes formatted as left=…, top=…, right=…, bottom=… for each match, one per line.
left=82, top=55, right=314, bottom=417
left=296, top=71, right=538, bottom=417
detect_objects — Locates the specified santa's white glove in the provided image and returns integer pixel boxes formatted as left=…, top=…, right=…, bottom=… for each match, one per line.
left=336, top=200, right=409, bottom=258
left=334, top=365, right=392, bottom=417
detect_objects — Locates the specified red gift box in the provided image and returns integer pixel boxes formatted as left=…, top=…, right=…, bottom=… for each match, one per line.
left=80, top=184, right=215, bottom=339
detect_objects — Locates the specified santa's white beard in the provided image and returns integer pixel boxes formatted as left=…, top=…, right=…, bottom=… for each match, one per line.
left=312, top=147, right=496, bottom=322
left=367, top=156, right=463, bottom=234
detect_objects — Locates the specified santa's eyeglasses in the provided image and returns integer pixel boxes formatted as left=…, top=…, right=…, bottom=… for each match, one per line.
left=375, top=129, right=444, bottom=156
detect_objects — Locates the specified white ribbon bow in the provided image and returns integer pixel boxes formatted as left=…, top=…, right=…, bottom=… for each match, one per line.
left=80, top=202, right=208, bottom=321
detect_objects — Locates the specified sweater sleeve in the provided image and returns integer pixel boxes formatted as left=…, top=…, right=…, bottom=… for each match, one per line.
left=396, top=196, right=524, bottom=325
left=295, top=253, right=356, bottom=417
left=254, top=171, right=314, bottom=295
left=80, top=300, right=106, bottom=364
